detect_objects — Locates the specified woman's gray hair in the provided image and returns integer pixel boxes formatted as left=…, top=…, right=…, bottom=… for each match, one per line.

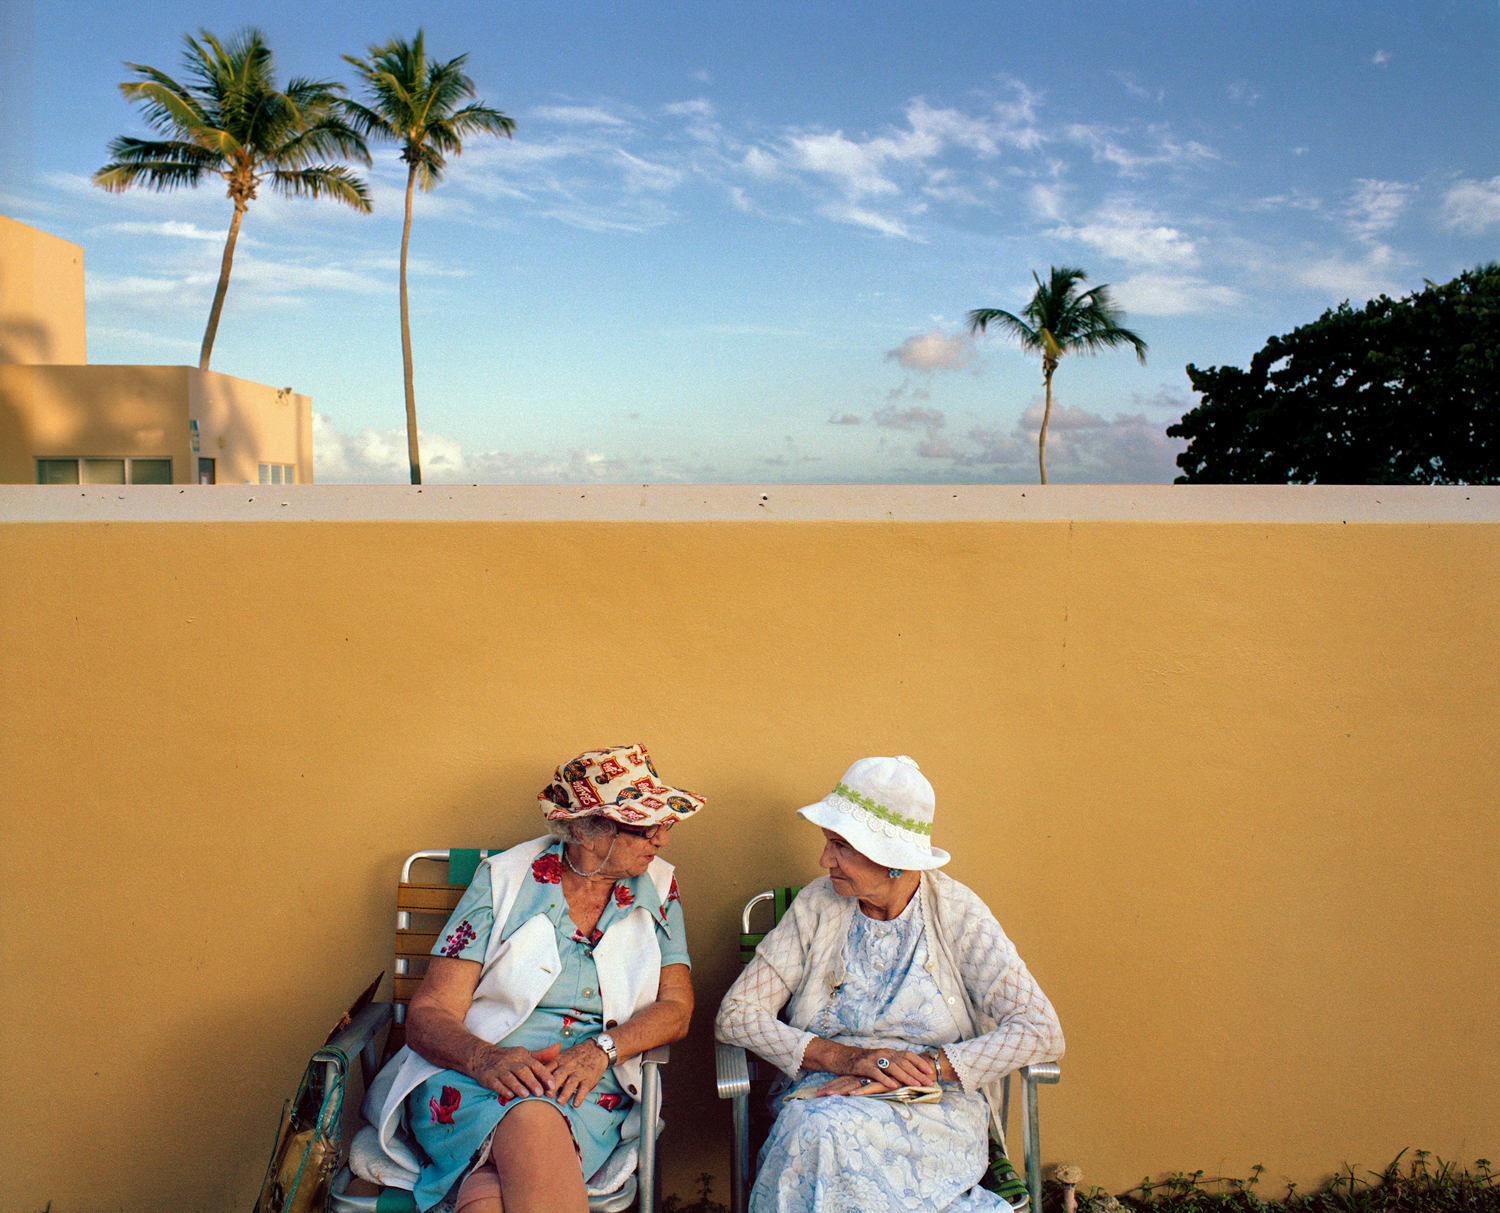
left=546, top=814, right=618, bottom=846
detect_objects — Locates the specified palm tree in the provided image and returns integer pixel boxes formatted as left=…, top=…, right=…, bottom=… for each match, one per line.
left=93, top=28, right=371, bottom=371
left=343, top=32, right=514, bottom=485
left=970, top=267, right=1147, bottom=483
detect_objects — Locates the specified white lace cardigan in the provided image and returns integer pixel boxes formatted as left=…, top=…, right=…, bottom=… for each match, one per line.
left=714, top=871, right=1063, bottom=1120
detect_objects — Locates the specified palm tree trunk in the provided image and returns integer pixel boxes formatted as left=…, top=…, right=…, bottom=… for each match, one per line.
left=1038, top=358, right=1057, bottom=484
left=200, top=201, right=245, bottom=372
left=400, top=162, right=421, bottom=485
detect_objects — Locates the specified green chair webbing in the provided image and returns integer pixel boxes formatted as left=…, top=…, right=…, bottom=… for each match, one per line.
left=446, top=848, right=485, bottom=888
left=738, top=886, right=801, bottom=964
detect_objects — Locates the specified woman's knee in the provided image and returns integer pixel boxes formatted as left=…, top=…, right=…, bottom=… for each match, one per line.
left=492, top=1098, right=575, bottom=1157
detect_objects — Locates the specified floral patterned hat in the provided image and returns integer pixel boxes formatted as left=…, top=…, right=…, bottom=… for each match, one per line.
left=796, top=755, right=950, bottom=870
left=539, top=743, right=706, bottom=828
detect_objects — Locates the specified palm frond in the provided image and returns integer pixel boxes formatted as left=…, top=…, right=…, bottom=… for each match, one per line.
left=92, top=157, right=213, bottom=192
left=270, top=165, right=372, bottom=212
left=968, top=307, right=1041, bottom=347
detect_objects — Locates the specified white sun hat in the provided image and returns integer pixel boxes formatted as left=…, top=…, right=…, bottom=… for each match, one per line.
left=796, top=755, right=950, bottom=870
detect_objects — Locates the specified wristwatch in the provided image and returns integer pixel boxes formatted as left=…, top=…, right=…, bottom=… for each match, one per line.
left=592, top=1033, right=618, bottom=1065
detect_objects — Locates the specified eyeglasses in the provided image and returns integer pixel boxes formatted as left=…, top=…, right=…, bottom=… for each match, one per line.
left=614, top=820, right=672, bottom=839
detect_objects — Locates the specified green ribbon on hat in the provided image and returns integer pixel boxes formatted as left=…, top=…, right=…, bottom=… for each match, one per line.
left=832, top=782, right=933, bottom=836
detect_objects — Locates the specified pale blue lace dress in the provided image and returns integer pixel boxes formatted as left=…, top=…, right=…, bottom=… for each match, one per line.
left=750, top=894, right=1008, bottom=1213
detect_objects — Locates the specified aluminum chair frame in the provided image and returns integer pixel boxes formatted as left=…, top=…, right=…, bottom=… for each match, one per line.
left=714, top=890, right=1060, bottom=1213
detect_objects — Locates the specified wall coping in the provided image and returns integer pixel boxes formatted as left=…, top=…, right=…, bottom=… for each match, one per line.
left=2, top=483, right=1498, bottom=524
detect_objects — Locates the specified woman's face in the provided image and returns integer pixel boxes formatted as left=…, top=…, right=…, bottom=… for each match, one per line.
left=817, top=828, right=889, bottom=899
left=609, top=821, right=670, bottom=877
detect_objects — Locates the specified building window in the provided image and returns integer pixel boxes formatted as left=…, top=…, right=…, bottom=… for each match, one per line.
left=36, top=457, right=173, bottom=484
left=259, top=463, right=296, bottom=485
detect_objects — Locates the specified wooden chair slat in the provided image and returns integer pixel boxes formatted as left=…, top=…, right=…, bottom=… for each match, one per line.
left=396, top=930, right=441, bottom=953
left=397, top=884, right=465, bottom=911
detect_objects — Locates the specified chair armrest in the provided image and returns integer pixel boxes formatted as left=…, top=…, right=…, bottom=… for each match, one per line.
left=325, top=1002, right=395, bottom=1059
left=715, top=1041, right=750, bottom=1101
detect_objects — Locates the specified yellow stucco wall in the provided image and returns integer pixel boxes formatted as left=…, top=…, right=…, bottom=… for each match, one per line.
left=0, top=213, right=87, bottom=366
left=1, top=486, right=1495, bottom=1213
left=190, top=373, right=314, bottom=485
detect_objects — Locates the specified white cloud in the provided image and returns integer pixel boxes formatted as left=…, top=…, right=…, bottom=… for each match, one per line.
left=1028, top=183, right=1066, bottom=221
left=1051, top=201, right=1199, bottom=268
left=818, top=202, right=912, bottom=238
left=530, top=105, right=633, bottom=127
left=1064, top=124, right=1217, bottom=175
left=86, top=324, right=197, bottom=354
left=615, top=150, right=686, bottom=193
left=885, top=330, right=976, bottom=372
left=105, top=220, right=233, bottom=243
left=1111, top=72, right=1165, bottom=103
left=1372, top=50, right=1392, bottom=66
left=311, top=415, right=714, bottom=485
left=1440, top=176, right=1500, bottom=233
left=1344, top=179, right=1414, bottom=241
left=1111, top=273, right=1243, bottom=315
left=783, top=131, right=905, bottom=198
left=1286, top=244, right=1408, bottom=302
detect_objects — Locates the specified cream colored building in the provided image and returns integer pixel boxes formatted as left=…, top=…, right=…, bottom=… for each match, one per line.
left=0, top=213, right=312, bottom=485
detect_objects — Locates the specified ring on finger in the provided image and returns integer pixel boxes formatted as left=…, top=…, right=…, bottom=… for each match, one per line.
left=876, top=1057, right=890, bottom=1069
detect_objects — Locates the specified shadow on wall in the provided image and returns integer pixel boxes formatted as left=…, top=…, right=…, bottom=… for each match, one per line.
left=0, top=316, right=52, bottom=366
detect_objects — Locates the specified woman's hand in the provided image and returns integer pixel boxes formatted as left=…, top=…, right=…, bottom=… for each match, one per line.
left=803, top=1039, right=940, bottom=1090
left=470, top=1041, right=562, bottom=1103
left=550, top=1039, right=613, bottom=1107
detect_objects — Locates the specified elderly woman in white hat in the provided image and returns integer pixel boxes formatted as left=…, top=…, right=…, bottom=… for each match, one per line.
left=715, top=756, right=1063, bottom=1213
left=365, top=745, right=703, bottom=1213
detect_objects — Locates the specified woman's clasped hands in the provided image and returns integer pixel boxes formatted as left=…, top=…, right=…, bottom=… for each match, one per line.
left=470, top=1038, right=614, bottom=1107
left=813, top=1046, right=940, bottom=1097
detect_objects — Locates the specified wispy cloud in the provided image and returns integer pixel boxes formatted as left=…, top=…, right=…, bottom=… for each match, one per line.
left=1111, top=273, right=1243, bottom=315
left=1344, top=179, right=1414, bottom=241
left=1050, top=200, right=1199, bottom=268
left=1440, top=175, right=1500, bottom=234
left=1064, top=124, right=1217, bottom=175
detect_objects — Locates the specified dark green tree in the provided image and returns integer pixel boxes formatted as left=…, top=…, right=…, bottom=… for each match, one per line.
left=93, top=28, right=371, bottom=371
left=1170, top=263, right=1500, bottom=484
left=970, top=266, right=1147, bottom=484
left=342, top=31, right=514, bottom=485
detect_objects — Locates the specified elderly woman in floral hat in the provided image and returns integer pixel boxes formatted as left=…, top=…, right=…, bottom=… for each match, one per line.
left=716, top=756, right=1063, bottom=1213
left=367, top=744, right=703, bottom=1213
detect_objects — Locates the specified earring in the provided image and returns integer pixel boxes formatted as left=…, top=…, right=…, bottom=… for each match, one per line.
left=888, top=867, right=903, bottom=879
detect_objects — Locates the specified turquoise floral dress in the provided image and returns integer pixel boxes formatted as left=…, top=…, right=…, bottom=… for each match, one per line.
left=406, top=841, right=689, bottom=1210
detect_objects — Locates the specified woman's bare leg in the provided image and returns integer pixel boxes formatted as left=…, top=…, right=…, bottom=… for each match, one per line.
left=454, top=1161, right=503, bottom=1213
left=490, top=1100, right=589, bottom=1213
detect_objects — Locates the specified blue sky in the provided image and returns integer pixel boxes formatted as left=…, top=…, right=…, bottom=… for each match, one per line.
left=2, top=0, right=1497, bottom=483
